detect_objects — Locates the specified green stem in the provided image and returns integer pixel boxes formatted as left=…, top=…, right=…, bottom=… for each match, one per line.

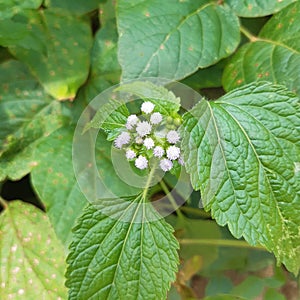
left=159, top=179, right=184, bottom=220
left=142, top=163, right=158, bottom=200
left=179, top=206, right=211, bottom=218
left=240, top=25, right=258, bottom=42
left=179, top=238, right=266, bottom=250
left=0, top=196, right=8, bottom=210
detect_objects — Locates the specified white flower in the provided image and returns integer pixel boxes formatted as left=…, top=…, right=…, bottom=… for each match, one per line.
left=160, top=158, right=173, bottom=172
left=135, top=155, right=148, bottom=170
left=126, top=149, right=136, bottom=160
left=114, top=132, right=131, bottom=149
left=153, top=146, right=164, bottom=158
left=166, top=130, right=180, bottom=144
left=141, top=101, right=155, bottom=114
left=143, top=137, right=154, bottom=149
left=126, top=114, right=139, bottom=130
left=150, top=112, right=162, bottom=124
left=166, top=145, right=180, bottom=160
left=136, top=121, right=152, bottom=137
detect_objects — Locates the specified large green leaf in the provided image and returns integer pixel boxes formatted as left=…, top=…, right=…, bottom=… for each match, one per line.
left=0, top=60, right=67, bottom=181
left=8, top=9, right=93, bottom=99
left=0, top=200, right=67, bottom=299
left=181, top=82, right=300, bottom=274
left=223, top=2, right=300, bottom=97
left=0, top=0, right=42, bottom=19
left=117, top=0, right=240, bottom=80
left=224, top=0, right=296, bottom=17
left=66, top=197, right=179, bottom=300
left=31, top=127, right=87, bottom=245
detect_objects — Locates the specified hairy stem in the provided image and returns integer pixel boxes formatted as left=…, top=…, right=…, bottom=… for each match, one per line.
left=159, top=179, right=184, bottom=220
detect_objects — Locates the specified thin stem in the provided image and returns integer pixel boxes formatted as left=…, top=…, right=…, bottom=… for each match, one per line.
left=142, top=163, right=158, bottom=200
left=179, top=206, right=211, bottom=218
left=159, top=179, right=184, bottom=220
left=179, top=238, right=266, bottom=250
left=240, top=25, right=258, bottom=42
left=0, top=196, right=8, bottom=210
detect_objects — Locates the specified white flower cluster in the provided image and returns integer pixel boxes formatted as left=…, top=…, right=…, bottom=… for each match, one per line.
left=114, top=101, right=183, bottom=172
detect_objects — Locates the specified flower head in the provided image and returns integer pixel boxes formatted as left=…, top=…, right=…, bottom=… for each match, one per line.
left=150, top=112, right=162, bottom=124
left=141, top=101, right=155, bottom=114
left=143, top=137, right=154, bottom=149
left=126, top=114, right=139, bottom=130
left=153, top=146, right=164, bottom=158
left=114, top=132, right=131, bottom=149
left=166, top=130, right=180, bottom=144
left=166, top=145, right=180, bottom=160
left=135, top=155, right=148, bottom=170
left=160, top=158, right=173, bottom=172
left=136, top=121, right=152, bottom=137
left=126, top=149, right=136, bottom=160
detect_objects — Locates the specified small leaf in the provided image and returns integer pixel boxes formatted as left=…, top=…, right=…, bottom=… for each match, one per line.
left=0, top=60, right=67, bottom=181
left=115, top=81, right=181, bottom=115
left=8, top=9, right=93, bottom=99
left=182, top=82, right=300, bottom=275
left=66, top=196, right=179, bottom=300
left=84, top=100, right=129, bottom=139
left=225, top=0, right=296, bottom=17
left=118, top=0, right=240, bottom=80
left=223, top=2, right=300, bottom=97
left=0, top=200, right=67, bottom=299
left=31, top=127, right=87, bottom=245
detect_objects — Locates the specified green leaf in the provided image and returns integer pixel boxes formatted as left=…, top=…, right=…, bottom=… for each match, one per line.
left=66, top=196, right=179, bottom=300
left=230, top=276, right=265, bottom=299
left=44, top=0, right=102, bottom=15
left=8, top=9, right=93, bottom=99
left=0, top=19, right=29, bottom=47
left=0, top=15, right=46, bottom=52
left=31, top=127, right=87, bottom=245
left=181, top=82, right=300, bottom=275
left=181, top=61, right=225, bottom=90
left=0, top=200, right=67, bottom=299
left=84, top=100, right=129, bottom=140
left=225, top=0, right=296, bottom=17
left=0, top=0, right=42, bottom=19
left=115, top=81, right=181, bottom=115
left=167, top=215, right=221, bottom=269
left=95, top=133, right=142, bottom=196
left=223, top=2, right=300, bottom=97
left=117, top=0, right=240, bottom=80
left=0, top=60, right=67, bottom=181
left=82, top=18, right=121, bottom=101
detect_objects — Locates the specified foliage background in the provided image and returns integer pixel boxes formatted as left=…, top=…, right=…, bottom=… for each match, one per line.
left=0, top=0, right=299, bottom=299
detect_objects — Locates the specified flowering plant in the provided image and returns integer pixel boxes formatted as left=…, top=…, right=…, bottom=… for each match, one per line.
left=114, top=101, right=183, bottom=172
